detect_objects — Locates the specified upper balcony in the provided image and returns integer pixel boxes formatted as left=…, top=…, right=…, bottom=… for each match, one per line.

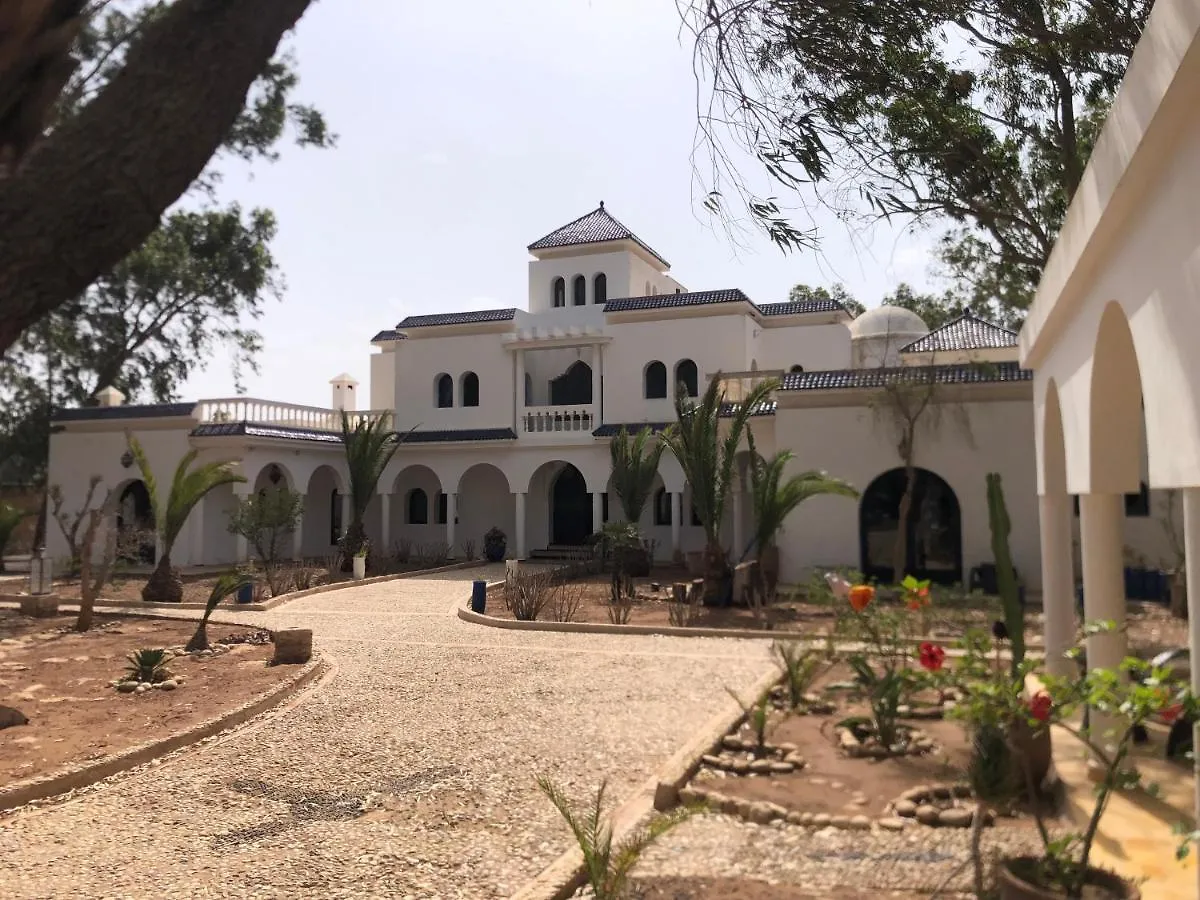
left=194, top=398, right=390, bottom=433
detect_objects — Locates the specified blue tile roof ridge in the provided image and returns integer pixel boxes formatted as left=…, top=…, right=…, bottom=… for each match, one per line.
left=604, top=288, right=749, bottom=313
left=899, top=313, right=1019, bottom=353
left=395, top=308, right=518, bottom=329
left=780, top=360, right=1031, bottom=392
left=527, top=205, right=669, bottom=266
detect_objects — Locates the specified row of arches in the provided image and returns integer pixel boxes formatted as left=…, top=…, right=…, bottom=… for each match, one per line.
left=645, top=358, right=698, bottom=400
left=434, top=371, right=479, bottom=408
left=551, top=273, right=607, bottom=308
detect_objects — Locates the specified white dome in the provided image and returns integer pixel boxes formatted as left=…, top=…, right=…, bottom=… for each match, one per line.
left=849, top=305, right=929, bottom=340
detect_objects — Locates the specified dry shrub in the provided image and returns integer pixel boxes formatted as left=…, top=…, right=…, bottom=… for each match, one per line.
left=608, top=569, right=634, bottom=625
left=461, top=538, right=478, bottom=561
left=550, top=580, right=585, bottom=623
left=507, top=568, right=554, bottom=621
left=668, top=580, right=703, bottom=627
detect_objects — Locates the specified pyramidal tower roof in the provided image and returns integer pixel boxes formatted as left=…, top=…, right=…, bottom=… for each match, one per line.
left=527, top=202, right=669, bottom=267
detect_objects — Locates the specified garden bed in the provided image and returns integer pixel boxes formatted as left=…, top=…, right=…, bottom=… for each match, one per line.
left=629, top=879, right=952, bottom=899
left=0, top=611, right=290, bottom=790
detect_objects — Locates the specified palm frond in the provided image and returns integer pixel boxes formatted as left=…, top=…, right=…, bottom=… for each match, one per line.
left=127, top=434, right=162, bottom=524
left=537, top=776, right=613, bottom=890
left=165, top=456, right=245, bottom=545
left=610, top=426, right=667, bottom=522
left=610, top=804, right=695, bottom=885
left=340, top=411, right=409, bottom=517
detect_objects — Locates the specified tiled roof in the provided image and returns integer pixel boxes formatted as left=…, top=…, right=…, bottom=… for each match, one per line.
left=191, top=422, right=343, bottom=444
left=55, top=402, right=196, bottom=423
left=395, top=308, right=517, bottom=329
left=718, top=400, right=777, bottom=417
left=528, top=205, right=669, bottom=266
left=780, top=361, right=1031, bottom=392
left=604, top=288, right=749, bottom=314
left=371, top=329, right=406, bottom=342
left=757, top=299, right=845, bottom=316
left=592, top=422, right=673, bottom=437
left=900, top=314, right=1018, bottom=353
left=402, top=428, right=517, bottom=443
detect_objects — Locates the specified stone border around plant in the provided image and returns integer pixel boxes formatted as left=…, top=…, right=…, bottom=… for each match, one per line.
left=508, top=667, right=782, bottom=900
left=0, top=651, right=330, bottom=813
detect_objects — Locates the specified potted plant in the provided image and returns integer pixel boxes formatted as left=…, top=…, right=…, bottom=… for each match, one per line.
left=484, top=527, right=506, bottom=563
left=352, top=543, right=369, bottom=580
left=234, top=562, right=257, bottom=604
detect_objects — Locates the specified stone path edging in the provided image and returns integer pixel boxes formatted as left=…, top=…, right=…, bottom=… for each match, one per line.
left=0, top=653, right=330, bottom=813
left=508, top=667, right=781, bottom=900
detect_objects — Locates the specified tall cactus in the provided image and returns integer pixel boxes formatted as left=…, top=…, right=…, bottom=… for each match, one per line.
left=986, top=473, right=1025, bottom=676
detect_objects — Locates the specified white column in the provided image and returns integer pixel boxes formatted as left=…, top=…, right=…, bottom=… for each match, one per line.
left=591, top=343, right=602, bottom=417
left=292, top=517, right=305, bottom=561
left=379, top=493, right=391, bottom=555
left=189, top=495, right=206, bottom=567
left=515, top=349, right=526, bottom=428
left=514, top=492, right=527, bottom=558
left=1038, top=491, right=1076, bottom=676
left=1078, top=492, right=1127, bottom=761
left=233, top=488, right=250, bottom=563
left=341, top=493, right=352, bottom=539
left=732, top=485, right=745, bottom=562
left=1181, top=486, right=1200, bottom=889
left=671, top=491, right=683, bottom=557
left=446, top=492, right=457, bottom=552
left=592, top=491, right=603, bottom=536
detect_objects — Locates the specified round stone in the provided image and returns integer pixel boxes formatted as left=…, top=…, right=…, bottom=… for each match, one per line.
left=735, top=799, right=755, bottom=819
left=938, top=807, right=975, bottom=828
left=915, top=804, right=940, bottom=825
left=731, top=759, right=750, bottom=775
left=768, top=761, right=794, bottom=774
left=116, top=681, right=137, bottom=693
left=849, top=815, right=871, bottom=830
left=157, top=680, right=177, bottom=691
left=749, top=759, right=773, bottom=774
left=701, top=754, right=722, bottom=767
left=720, top=796, right=740, bottom=815
left=810, top=813, right=831, bottom=828
left=722, top=735, right=743, bottom=751
left=829, top=815, right=851, bottom=829
left=134, top=683, right=150, bottom=694
left=893, top=799, right=917, bottom=817
left=785, top=811, right=806, bottom=826
left=877, top=817, right=907, bottom=831
left=783, top=752, right=807, bottom=767
left=748, top=803, right=775, bottom=824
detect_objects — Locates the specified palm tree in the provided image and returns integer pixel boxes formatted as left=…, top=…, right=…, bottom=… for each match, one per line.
left=660, top=374, right=777, bottom=597
left=339, top=411, right=407, bottom=560
left=746, top=429, right=858, bottom=598
left=129, top=437, right=246, bottom=603
left=186, top=572, right=253, bottom=652
left=609, top=426, right=668, bottom=523
left=0, top=503, right=30, bottom=572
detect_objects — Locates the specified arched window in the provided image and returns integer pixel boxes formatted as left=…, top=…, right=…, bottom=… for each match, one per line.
left=644, top=361, right=667, bottom=399
left=330, top=489, right=342, bottom=543
left=653, top=488, right=672, bottom=526
left=461, top=371, right=479, bottom=407
left=790, top=364, right=805, bottom=373
left=434, top=373, right=453, bottom=408
left=675, top=359, right=699, bottom=398
left=552, top=277, right=565, bottom=308
left=407, top=488, right=429, bottom=525
left=593, top=273, right=607, bottom=305
left=572, top=274, right=586, bottom=306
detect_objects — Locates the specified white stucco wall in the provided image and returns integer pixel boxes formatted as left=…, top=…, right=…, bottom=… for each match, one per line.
left=370, top=346, right=397, bottom=412
left=528, top=251, right=633, bottom=312
left=392, top=332, right=515, bottom=432
left=756, top=321, right=853, bottom=372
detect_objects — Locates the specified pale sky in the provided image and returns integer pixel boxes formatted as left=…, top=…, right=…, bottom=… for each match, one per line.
left=182, top=0, right=940, bottom=406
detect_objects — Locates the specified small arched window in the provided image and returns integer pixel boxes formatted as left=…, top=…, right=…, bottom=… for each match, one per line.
left=572, top=274, right=586, bottom=306
left=461, top=371, right=479, bottom=407
left=407, top=488, right=429, bottom=525
left=593, top=273, right=607, bottom=305
left=675, top=359, right=699, bottom=398
left=790, top=364, right=805, bottom=374
left=330, top=489, right=342, bottom=544
left=644, top=361, right=667, bottom=399
left=653, top=488, right=672, bottom=526
left=435, top=373, right=453, bottom=408
left=552, top=277, right=565, bottom=308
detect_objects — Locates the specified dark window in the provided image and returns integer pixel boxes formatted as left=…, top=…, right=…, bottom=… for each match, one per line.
left=790, top=364, right=804, bottom=373
left=594, top=273, right=607, bottom=304
left=654, top=488, right=672, bottom=525
left=436, top=492, right=448, bottom=524
left=676, top=359, right=699, bottom=398
left=330, top=489, right=342, bottom=544
left=601, top=492, right=609, bottom=523
left=644, top=361, right=667, bottom=399
left=1126, top=482, right=1150, bottom=517
left=691, top=500, right=702, bottom=527
left=524, top=372, right=533, bottom=405
left=407, top=488, right=429, bottom=525
left=552, top=277, right=565, bottom=308
left=573, top=274, right=586, bottom=306
left=461, top=371, right=479, bottom=407
left=435, top=373, right=453, bottom=408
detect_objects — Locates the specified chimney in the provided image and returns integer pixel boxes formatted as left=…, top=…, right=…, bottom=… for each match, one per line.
left=95, top=386, right=126, bottom=407
left=330, top=374, right=359, bottom=411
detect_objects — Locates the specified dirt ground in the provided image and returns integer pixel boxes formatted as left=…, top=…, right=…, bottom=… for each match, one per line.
left=631, top=879, right=955, bottom=899
left=490, top=569, right=1187, bottom=656
left=52, top=567, right=352, bottom=605
left=0, top=612, right=291, bottom=788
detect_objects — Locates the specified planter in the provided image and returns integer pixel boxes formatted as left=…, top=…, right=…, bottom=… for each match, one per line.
left=996, top=857, right=1140, bottom=900
left=760, top=545, right=780, bottom=597
left=352, top=556, right=367, bottom=580
left=234, top=582, right=254, bottom=604
left=484, top=529, right=507, bottom=563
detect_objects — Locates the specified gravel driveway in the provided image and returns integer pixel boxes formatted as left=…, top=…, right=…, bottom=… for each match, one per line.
left=0, top=566, right=775, bottom=899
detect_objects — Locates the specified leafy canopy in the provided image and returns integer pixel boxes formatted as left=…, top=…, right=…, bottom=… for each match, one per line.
left=609, top=426, right=669, bottom=523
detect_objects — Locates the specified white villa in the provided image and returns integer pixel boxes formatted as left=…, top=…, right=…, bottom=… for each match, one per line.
left=46, top=204, right=1174, bottom=590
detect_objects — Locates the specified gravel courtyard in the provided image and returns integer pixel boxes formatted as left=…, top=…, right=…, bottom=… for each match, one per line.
left=0, top=567, right=776, bottom=899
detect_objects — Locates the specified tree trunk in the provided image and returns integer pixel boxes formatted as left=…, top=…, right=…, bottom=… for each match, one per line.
left=892, top=462, right=915, bottom=583
left=1169, top=570, right=1188, bottom=619
left=142, top=552, right=182, bottom=603
left=0, top=0, right=317, bottom=353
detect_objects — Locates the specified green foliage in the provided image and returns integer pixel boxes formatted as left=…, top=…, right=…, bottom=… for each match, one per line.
left=186, top=573, right=253, bottom=653
left=726, top=686, right=772, bottom=755
left=986, top=473, right=1025, bottom=675
left=339, top=412, right=407, bottom=559
left=609, top=427, right=668, bottom=524
left=837, top=600, right=924, bottom=750
left=682, top=0, right=1138, bottom=317
left=0, top=502, right=30, bottom=561
left=537, top=777, right=695, bottom=900
left=788, top=283, right=864, bottom=318
left=483, top=527, right=507, bottom=562
left=226, top=488, right=304, bottom=594
left=661, top=374, right=777, bottom=570
left=772, top=641, right=826, bottom=710
left=125, top=648, right=170, bottom=684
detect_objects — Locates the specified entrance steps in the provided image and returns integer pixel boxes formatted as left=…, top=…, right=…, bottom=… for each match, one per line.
left=528, top=545, right=592, bottom=561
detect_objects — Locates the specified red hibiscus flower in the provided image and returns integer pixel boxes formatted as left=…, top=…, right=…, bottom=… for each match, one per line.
left=1162, top=703, right=1185, bottom=725
left=919, top=642, right=945, bottom=672
left=1026, top=691, right=1052, bottom=723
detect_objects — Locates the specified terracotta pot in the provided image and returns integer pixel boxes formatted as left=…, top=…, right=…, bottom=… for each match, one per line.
left=996, top=857, right=1139, bottom=900
left=1007, top=715, right=1053, bottom=791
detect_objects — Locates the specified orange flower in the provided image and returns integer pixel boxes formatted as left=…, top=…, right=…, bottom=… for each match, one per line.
left=849, top=584, right=875, bottom=612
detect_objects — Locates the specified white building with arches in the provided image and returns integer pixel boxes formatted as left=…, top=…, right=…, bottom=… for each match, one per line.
left=46, top=204, right=1175, bottom=590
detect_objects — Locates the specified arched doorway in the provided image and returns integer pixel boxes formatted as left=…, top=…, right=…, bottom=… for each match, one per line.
left=859, top=468, right=961, bottom=585
left=551, top=464, right=591, bottom=545
left=117, top=480, right=156, bottom=563
left=550, top=361, right=592, bottom=405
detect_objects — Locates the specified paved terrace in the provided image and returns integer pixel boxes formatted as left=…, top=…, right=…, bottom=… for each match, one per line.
left=0, top=567, right=775, bottom=899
